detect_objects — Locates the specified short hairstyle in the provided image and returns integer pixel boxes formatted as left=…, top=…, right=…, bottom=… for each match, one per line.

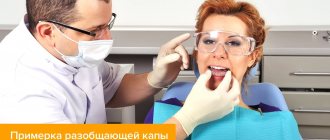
left=194, top=0, right=266, bottom=81
left=26, top=0, right=110, bottom=33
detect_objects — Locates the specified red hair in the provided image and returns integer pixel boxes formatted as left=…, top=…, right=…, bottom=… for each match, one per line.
left=194, top=0, right=266, bottom=73
left=192, top=0, right=267, bottom=89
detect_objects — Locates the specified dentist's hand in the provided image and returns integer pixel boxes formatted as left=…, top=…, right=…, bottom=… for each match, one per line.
left=174, top=70, right=240, bottom=135
left=147, top=33, right=191, bottom=88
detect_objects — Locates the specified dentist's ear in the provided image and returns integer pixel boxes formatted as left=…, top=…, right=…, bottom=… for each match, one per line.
left=36, top=22, right=54, bottom=40
left=35, top=21, right=56, bottom=47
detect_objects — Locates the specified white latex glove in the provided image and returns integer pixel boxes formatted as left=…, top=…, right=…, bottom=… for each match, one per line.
left=174, top=70, right=240, bottom=135
left=147, top=33, right=191, bottom=88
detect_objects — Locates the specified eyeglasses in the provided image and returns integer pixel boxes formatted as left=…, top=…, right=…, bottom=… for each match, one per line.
left=194, top=30, right=256, bottom=56
left=43, top=13, right=116, bottom=38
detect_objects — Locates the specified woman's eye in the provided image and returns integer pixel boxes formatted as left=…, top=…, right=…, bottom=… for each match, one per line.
left=226, top=40, right=241, bottom=47
left=202, top=39, right=216, bottom=45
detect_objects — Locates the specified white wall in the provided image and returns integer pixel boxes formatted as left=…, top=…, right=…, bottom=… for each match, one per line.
left=114, top=0, right=330, bottom=28
left=0, top=0, right=26, bottom=25
left=112, top=0, right=204, bottom=28
left=1, top=0, right=330, bottom=27
left=244, top=0, right=330, bottom=26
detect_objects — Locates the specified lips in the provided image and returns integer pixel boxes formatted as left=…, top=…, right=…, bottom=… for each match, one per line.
left=209, top=66, right=229, bottom=77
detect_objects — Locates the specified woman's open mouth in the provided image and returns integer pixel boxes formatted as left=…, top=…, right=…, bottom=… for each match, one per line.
left=209, top=66, right=229, bottom=77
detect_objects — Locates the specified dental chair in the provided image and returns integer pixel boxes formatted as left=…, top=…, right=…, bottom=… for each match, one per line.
left=162, top=82, right=288, bottom=110
left=162, top=62, right=288, bottom=110
left=145, top=62, right=289, bottom=123
left=144, top=62, right=302, bottom=140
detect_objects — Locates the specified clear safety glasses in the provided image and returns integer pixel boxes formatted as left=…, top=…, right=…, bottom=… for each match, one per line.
left=194, top=31, right=256, bottom=56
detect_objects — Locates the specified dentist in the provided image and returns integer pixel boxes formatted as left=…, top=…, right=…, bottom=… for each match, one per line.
left=0, top=0, right=239, bottom=139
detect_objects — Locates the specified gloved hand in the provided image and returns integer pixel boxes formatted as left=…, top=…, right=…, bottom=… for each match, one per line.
left=174, top=70, right=240, bottom=135
left=147, top=33, right=191, bottom=88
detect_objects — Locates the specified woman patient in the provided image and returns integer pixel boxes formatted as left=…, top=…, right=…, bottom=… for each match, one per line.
left=146, top=0, right=301, bottom=139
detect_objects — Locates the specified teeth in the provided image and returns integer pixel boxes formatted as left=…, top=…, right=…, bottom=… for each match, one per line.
left=210, top=66, right=226, bottom=70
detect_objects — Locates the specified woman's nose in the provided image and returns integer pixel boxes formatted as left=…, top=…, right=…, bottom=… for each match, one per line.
left=212, top=44, right=228, bottom=59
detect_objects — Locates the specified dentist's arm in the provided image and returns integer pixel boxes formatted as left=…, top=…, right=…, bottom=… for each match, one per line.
left=108, top=33, right=190, bottom=107
left=165, top=70, right=240, bottom=140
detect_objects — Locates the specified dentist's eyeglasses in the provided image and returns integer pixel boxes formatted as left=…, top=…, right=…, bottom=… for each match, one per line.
left=42, top=13, right=116, bottom=38
left=194, top=31, right=256, bottom=56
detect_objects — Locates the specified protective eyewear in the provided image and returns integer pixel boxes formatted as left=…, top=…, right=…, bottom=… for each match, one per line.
left=194, top=30, right=256, bottom=56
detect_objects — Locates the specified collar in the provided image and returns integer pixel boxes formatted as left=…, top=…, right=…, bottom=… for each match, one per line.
left=20, top=14, right=79, bottom=76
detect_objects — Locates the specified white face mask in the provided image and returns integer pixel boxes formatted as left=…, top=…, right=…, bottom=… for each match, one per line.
left=53, top=25, right=113, bottom=68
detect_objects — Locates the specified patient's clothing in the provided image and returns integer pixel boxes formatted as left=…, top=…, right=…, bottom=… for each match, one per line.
left=144, top=98, right=281, bottom=124
left=148, top=98, right=301, bottom=140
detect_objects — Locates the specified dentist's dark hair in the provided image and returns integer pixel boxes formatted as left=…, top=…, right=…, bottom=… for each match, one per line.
left=26, top=0, right=110, bottom=33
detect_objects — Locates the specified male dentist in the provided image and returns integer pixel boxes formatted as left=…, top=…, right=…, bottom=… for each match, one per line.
left=0, top=0, right=239, bottom=139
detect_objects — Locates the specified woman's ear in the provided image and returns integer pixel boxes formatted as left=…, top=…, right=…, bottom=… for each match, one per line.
left=247, top=50, right=258, bottom=68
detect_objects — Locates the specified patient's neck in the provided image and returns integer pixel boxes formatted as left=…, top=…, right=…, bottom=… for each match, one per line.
left=238, top=96, right=252, bottom=110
